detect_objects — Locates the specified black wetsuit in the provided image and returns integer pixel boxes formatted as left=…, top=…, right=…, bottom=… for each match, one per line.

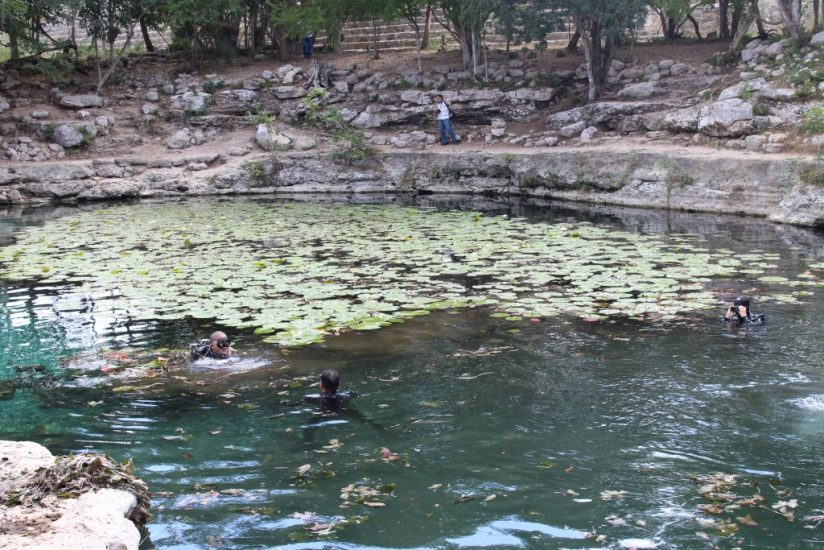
left=725, top=311, right=766, bottom=326
left=190, top=339, right=230, bottom=359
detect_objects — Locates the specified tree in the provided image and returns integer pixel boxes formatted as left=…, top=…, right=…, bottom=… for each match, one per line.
left=438, top=0, right=496, bottom=73
left=386, top=0, right=430, bottom=73
left=554, top=0, right=647, bottom=101
left=647, top=0, right=713, bottom=40
left=774, top=0, right=803, bottom=42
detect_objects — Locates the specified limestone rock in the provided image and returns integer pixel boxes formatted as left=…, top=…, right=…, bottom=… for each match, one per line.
left=718, top=78, right=767, bottom=101
left=811, top=30, right=824, bottom=46
left=30, top=110, right=50, bottom=119
left=662, top=105, right=701, bottom=133
left=166, top=128, right=194, bottom=149
left=59, top=94, right=105, bottom=109
left=141, top=103, right=158, bottom=116
left=697, top=99, right=754, bottom=137
left=170, top=91, right=210, bottom=113
left=261, top=70, right=274, bottom=80
left=274, top=86, right=307, bottom=100
left=505, top=88, right=554, bottom=102
left=145, top=89, right=160, bottom=102
left=617, top=81, right=662, bottom=99
left=745, top=134, right=767, bottom=151
left=560, top=121, right=586, bottom=138
left=52, top=124, right=96, bottom=148
left=0, top=95, right=10, bottom=113
left=213, top=89, right=259, bottom=114
left=669, top=63, right=689, bottom=76
left=580, top=126, right=599, bottom=143
left=255, top=124, right=292, bottom=150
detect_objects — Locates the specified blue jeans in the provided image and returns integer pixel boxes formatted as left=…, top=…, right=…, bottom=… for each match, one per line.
left=438, top=119, right=457, bottom=144
left=303, top=36, right=315, bottom=58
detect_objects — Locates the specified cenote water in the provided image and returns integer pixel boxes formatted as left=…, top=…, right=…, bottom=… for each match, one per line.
left=1, top=197, right=823, bottom=549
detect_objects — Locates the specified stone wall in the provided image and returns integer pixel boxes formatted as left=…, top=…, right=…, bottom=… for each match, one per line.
left=1, top=147, right=822, bottom=227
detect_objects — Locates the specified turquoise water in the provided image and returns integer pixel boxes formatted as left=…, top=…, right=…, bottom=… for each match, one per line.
left=2, top=198, right=824, bottom=549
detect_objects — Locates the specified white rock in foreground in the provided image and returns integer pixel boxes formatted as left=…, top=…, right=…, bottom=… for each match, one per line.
left=0, top=440, right=141, bottom=550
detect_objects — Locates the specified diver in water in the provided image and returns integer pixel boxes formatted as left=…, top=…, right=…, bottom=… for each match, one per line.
left=191, top=331, right=234, bottom=359
left=306, top=369, right=355, bottom=414
left=724, top=296, right=765, bottom=325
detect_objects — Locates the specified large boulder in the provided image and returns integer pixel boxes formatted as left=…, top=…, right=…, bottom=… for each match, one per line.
left=811, top=30, right=824, bottom=46
left=213, top=89, right=259, bottom=114
left=617, top=81, right=663, bottom=99
left=59, top=94, right=104, bottom=109
left=718, top=78, right=767, bottom=101
left=170, top=91, right=211, bottom=113
left=697, top=98, right=754, bottom=137
left=166, top=128, right=195, bottom=149
left=662, top=105, right=701, bottom=133
left=52, top=123, right=96, bottom=148
left=255, top=124, right=292, bottom=150
left=505, top=88, right=554, bottom=102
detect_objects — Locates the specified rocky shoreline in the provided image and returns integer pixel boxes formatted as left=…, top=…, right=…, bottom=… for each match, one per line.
left=1, top=146, right=822, bottom=227
left=0, top=440, right=145, bottom=550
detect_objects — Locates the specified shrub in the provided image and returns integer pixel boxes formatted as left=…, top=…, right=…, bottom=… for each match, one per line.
left=331, top=128, right=375, bottom=164
left=201, top=80, right=223, bottom=94
left=752, top=103, right=770, bottom=116
left=801, top=107, right=824, bottom=135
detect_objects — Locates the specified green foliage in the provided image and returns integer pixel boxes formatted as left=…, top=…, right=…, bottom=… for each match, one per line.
left=201, top=80, right=224, bottom=94
left=331, top=128, right=375, bottom=164
left=246, top=102, right=275, bottom=127
left=801, top=107, right=824, bottom=135
left=243, top=160, right=267, bottom=182
left=78, top=127, right=95, bottom=148
left=739, top=83, right=753, bottom=101
left=752, top=103, right=770, bottom=117
left=42, top=124, right=55, bottom=142
left=184, top=106, right=208, bottom=119
left=22, top=54, right=75, bottom=85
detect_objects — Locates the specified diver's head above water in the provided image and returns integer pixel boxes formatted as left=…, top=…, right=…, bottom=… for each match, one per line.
left=209, top=331, right=232, bottom=358
left=320, top=369, right=340, bottom=396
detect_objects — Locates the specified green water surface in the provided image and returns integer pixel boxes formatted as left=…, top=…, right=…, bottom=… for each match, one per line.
left=1, top=198, right=823, bottom=549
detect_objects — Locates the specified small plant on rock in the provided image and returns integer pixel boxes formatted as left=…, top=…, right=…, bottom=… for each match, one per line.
left=801, top=107, right=824, bottom=135
left=201, top=80, right=223, bottom=94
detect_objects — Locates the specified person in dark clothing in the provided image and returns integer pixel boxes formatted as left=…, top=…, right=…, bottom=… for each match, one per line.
left=191, top=331, right=234, bottom=359
left=724, top=296, right=765, bottom=325
left=303, top=31, right=315, bottom=58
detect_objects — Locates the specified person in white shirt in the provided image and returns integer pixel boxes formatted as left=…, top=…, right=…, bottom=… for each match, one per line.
left=433, top=94, right=458, bottom=145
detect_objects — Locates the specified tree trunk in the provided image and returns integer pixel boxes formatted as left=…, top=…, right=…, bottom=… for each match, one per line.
left=97, top=22, right=137, bottom=93
left=421, top=5, right=432, bottom=49
left=413, top=24, right=423, bottom=74
left=815, top=0, right=820, bottom=29
left=9, top=32, right=20, bottom=60
left=719, top=0, right=730, bottom=39
left=753, top=1, right=768, bottom=39
left=139, top=17, right=155, bottom=52
left=775, top=0, right=802, bottom=42
left=371, top=18, right=381, bottom=59
left=687, top=14, right=702, bottom=39
left=566, top=29, right=580, bottom=51
left=577, top=16, right=610, bottom=102
left=655, top=9, right=667, bottom=39
left=729, top=1, right=755, bottom=53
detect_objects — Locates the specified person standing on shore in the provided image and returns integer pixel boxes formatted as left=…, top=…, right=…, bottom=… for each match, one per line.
left=433, top=94, right=458, bottom=145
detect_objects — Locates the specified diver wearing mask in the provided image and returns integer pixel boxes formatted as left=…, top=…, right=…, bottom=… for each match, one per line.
left=191, top=331, right=234, bottom=359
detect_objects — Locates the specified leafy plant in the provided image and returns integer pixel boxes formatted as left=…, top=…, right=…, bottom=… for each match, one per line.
left=201, top=80, right=223, bottom=94
left=331, top=128, right=375, bottom=164
left=42, top=124, right=55, bottom=142
left=801, top=107, right=824, bottom=135
left=246, top=102, right=275, bottom=127
left=78, top=127, right=94, bottom=148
